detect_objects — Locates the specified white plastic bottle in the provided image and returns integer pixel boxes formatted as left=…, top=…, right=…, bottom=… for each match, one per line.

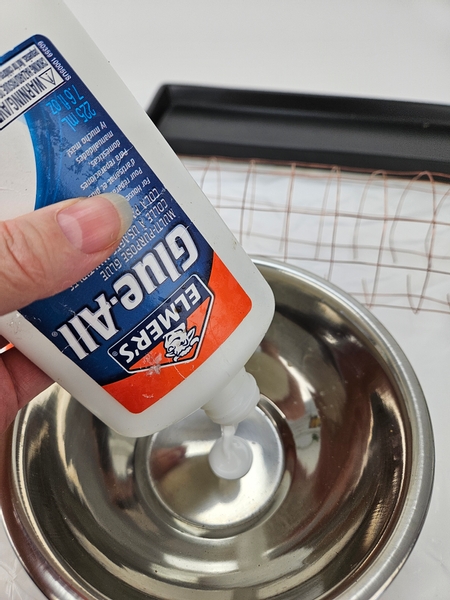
left=0, top=0, right=275, bottom=446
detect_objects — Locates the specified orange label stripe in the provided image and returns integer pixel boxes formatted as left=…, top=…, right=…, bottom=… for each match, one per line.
left=104, top=254, right=252, bottom=413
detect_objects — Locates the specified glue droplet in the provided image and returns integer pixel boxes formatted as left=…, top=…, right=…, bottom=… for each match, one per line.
left=208, top=424, right=253, bottom=480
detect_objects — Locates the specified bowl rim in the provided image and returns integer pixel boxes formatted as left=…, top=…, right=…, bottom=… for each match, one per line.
left=0, top=258, right=435, bottom=600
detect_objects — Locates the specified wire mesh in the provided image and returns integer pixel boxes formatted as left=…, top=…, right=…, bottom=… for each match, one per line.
left=183, top=156, right=450, bottom=315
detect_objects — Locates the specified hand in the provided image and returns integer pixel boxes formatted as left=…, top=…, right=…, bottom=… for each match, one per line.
left=0, top=193, right=133, bottom=434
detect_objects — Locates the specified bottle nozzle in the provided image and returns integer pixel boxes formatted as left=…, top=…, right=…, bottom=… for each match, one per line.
left=202, top=368, right=260, bottom=426
left=203, top=368, right=260, bottom=480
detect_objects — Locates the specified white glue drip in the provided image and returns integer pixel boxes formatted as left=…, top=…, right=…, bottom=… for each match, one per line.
left=208, top=423, right=253, bottom=480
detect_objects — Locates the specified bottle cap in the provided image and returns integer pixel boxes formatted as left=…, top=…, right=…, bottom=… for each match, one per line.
left=202, top=368, right=260, bottom=425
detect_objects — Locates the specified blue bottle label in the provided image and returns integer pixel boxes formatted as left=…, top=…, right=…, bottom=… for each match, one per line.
left=0, top=36, right=251, bottom=413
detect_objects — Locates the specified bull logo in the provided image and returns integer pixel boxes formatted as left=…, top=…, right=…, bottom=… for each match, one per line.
left=163, top=323, right=200, bottom=362
left=108, top=274, right=214, bottom=373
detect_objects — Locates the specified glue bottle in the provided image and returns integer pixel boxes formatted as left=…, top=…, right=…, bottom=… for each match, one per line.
left=0, top=0, right=275, bottom=471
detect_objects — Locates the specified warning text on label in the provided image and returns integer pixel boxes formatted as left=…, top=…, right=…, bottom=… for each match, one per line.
left=0, top=44, right=64, bottom=129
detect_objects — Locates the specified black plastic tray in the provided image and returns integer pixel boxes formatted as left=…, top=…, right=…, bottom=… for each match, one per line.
left=147, top=84, right=450, bottom=175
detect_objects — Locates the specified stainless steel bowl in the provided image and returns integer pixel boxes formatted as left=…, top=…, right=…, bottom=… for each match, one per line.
left=0, top=258, right=434, bottom=600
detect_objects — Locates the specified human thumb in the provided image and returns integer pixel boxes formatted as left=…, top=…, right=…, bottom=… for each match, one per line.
left=0, top=193, right=133, bottom=315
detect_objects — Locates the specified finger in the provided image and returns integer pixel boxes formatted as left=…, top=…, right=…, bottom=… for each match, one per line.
left=0, top=193, right=132, bottom=316
left=0, top=346, right=52, bottom=433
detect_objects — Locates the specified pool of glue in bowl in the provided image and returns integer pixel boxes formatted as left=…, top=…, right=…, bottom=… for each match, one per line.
left=208, top=423, right=254, bottom=480
left=0, top=258, right=434, bottom=600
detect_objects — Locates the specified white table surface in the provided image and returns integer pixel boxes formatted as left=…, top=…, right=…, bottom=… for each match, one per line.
left=2, top=1, right=450, bottom=598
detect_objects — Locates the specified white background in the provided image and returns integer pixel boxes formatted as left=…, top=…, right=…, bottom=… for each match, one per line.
left=2, top=1, right=450, bottom=598
left=68, top=0, right=450, bottom=108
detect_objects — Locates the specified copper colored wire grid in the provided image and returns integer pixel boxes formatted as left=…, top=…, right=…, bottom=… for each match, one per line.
left=182, top=156, right=450, bottom=315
